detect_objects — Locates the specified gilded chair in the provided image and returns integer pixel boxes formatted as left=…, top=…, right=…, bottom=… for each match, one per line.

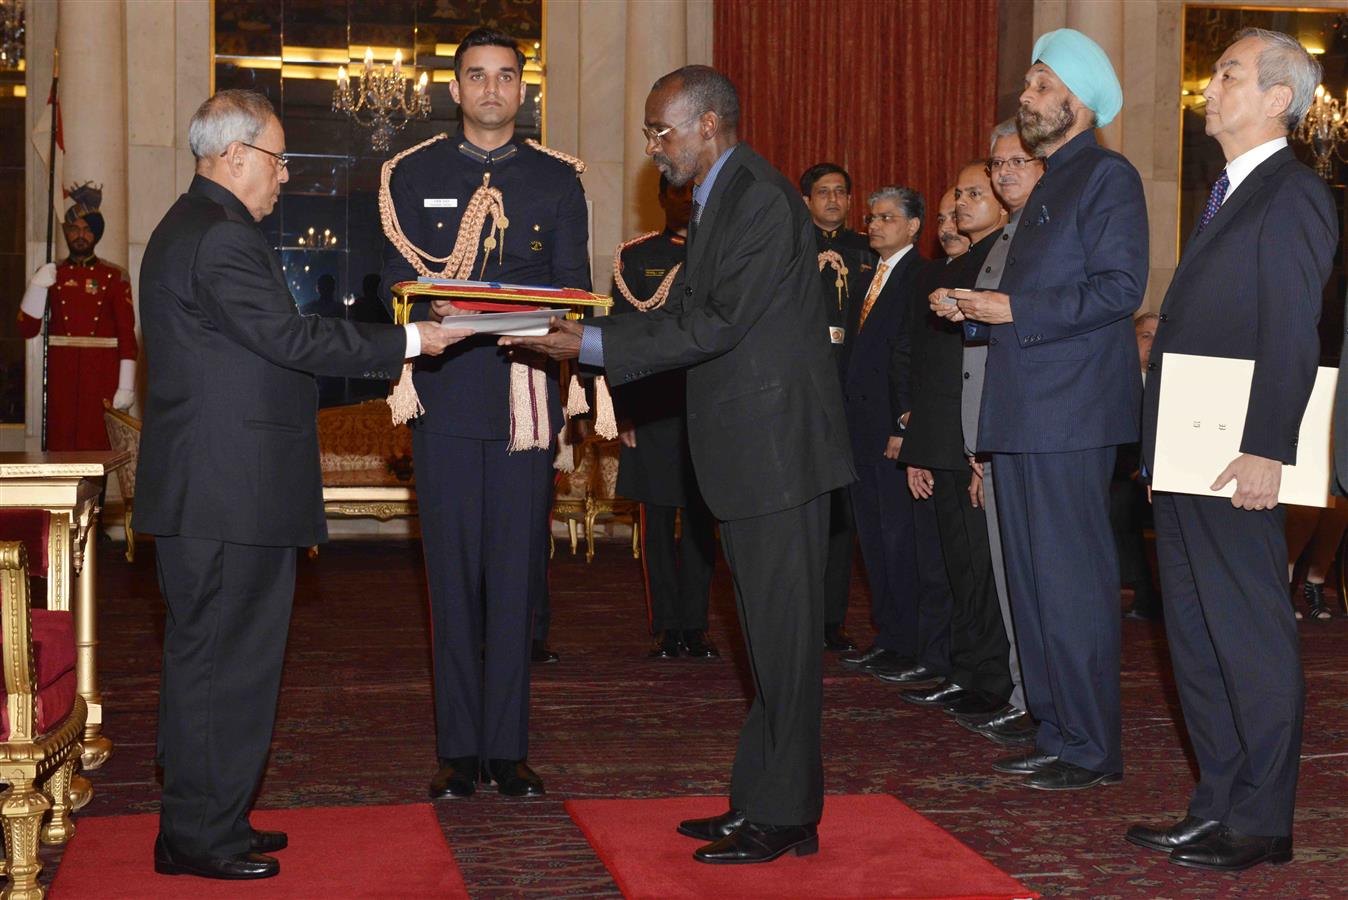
left=102, top=401, right=141, bottom=562
left=551, top=440, right=592, bottom=559
left=583, top=438, right=641, bottom=563
left=0, top=540, right=87, bottom=900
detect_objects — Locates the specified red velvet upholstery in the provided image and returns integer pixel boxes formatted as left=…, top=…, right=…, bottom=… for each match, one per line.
left=0, top=609, right=78, bottom=740
left=0, top=508, right=51, bottom=577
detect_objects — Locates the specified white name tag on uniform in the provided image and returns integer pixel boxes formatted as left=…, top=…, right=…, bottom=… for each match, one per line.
left=424, top=198, right=458, bottom=208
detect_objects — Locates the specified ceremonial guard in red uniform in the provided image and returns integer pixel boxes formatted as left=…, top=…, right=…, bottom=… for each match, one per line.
left=19, top=183, right=138, bottom=449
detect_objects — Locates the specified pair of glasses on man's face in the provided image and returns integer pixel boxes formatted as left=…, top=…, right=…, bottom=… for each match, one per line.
left=223, top=141, right=291, bottom=169
left=986, top=156, right=1039, bottom=173
left=863, top=213, right=907, bottom=225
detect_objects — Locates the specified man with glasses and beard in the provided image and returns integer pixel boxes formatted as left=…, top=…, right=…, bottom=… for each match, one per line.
left=933, top=29, right=1148, bottom=792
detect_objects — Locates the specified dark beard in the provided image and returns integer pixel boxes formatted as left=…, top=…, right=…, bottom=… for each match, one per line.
left=1017, top=98, right=1075, bottom=153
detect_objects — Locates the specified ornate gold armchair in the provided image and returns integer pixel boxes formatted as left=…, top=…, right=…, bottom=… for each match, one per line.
left=0, top=541, right=87, bottom=900
left=101, top=401, right=141, bottom=562
left=551, top=437, right=641, bottom=563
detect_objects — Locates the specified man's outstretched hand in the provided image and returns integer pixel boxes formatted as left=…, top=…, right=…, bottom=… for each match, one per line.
left=499, top=316, right=584, bottom=361
left=415, top=321, right=475, bottom=356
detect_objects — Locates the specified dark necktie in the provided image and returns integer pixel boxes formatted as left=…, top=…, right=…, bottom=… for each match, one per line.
left=1197, top=171, right=1229, bottom=233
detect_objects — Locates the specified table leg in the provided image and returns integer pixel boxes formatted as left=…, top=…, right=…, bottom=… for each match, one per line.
left=76, top=513, right=111, bottom=770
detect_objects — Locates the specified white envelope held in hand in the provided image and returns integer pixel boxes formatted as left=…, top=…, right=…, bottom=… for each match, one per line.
left=1151, top=352, right=1337, bottom=508
left=439, top=308, right=564, bottom=337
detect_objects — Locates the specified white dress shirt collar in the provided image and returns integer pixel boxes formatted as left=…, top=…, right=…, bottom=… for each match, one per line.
left=1222, top=136, right=1287, bottom=205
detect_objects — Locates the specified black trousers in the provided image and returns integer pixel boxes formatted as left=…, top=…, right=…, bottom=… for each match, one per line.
left=720, top=492, right=829, bottom=827
left=849, top=461, right=917, bottom=654
left=1153, top=492, right=1302, bottom=836
left=1110, top=475, right=1160, bottom=615
left=531, top=467, right=555, bottom=642
left=934, top=466, right=1011, bottom=700
left=910, top=490, right=952, bottom=675
left=823, top=486, right=855, bottom=627
left=156, top=536, right=294, bottom=858
left=640, top=494, right=716, bottom=633
left=414, top=431, right=553, bottom=761
left=994, top=448, right=1122, bottom=773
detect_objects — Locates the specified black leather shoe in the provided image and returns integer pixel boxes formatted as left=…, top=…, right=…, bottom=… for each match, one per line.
left=943, top=693, right=1008, bottom=716
left=873, top=663, right=942, bottom=685
left=823, top=623, right=858, bottom=653
left=976, top=709, right=1039, bottom=746
left=955, top=704, right=1020, bottom=731
left=1024, top=759, right=1122, bottom=790
left=481, top=759, right=545, bottom=797
left=153, top=835, right=279, bottom=880
left=676, top=807, right=747, bottom=841
left=840, top=645, right=912, bottom=673
left=648, top=631, right=681, bottom=659
left=531, top=640, right=559, bottom=663
left=898, top=680, right=966, bottom=706
left=681, top=630, right=719, bottom=658
left=693, top=822, right=819, bottom=865
left=248, top=829, right=288, bottom=853
left=991, top=751, right=1058, bottom=774
left=429, top=755, right=479, bottom=799
left=1126, top=815, right=1223, bottom=853
left=1169, top=826, right=1292, bottom=871
left=864, top=651, right=921, bottom=677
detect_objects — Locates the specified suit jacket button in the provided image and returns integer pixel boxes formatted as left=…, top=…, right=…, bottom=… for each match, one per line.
left=684, top=286, right=693, bottom=296
left=963, top=372, right=970, bottom=380
left=1159, top=314, right=1169, bottom=322
left=990, top=337, right=998, bottom=345
left=1147, top=362, right=1157, bottom=371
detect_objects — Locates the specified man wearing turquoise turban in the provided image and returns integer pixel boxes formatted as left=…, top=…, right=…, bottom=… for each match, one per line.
left=931, top=28, right=1148, bottom=793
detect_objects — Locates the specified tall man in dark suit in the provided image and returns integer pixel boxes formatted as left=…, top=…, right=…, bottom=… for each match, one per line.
left=136, top=89, right=463, bottom=880
left=379, top=28, right=592, bottom=801
left=503, top=65, right=855, bottom=864
left=933, top=29, right=1148, bottom=791
left=801, top=162, right=874, bottom=654
left=1130, top=29, right=1335, bottom=871
left=838, top=186, right=925, bottom=680
left=610, top=176, right=718, bottom=660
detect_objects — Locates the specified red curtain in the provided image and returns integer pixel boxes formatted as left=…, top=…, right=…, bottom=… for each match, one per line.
left=713, top=0, right=1000, bottom=256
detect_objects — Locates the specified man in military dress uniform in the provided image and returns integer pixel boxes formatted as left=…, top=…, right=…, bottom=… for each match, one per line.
left=19, top=183, right=138, bottom=449
left=379, top=27, right=591, bottom=801
left=611, top=175, right=719, bottom=660
left=800, top=163, right=874, bottom=653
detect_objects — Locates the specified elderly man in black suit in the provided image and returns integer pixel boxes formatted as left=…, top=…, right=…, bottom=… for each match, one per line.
left=136, top=89, right=463, bottom=880
left=1130, top=29, right=1336, bottom=872
left=503, top=65, right=854, bottom=864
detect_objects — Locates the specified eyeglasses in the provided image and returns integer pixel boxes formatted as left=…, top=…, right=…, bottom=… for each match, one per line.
left=986, top=156, right=1039, bottom=172
left=863, top=213, right=907, bottom=225
left=226, top=141, right=291, bottom=169
left=641, top=114, right=701, bottom=144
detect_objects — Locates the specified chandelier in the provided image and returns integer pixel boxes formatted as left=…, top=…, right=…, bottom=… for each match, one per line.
left=333, top=48, right=430, bottom=154
left=1294, top=84, right=1348, bottom=180
left=0, top=0, right=23, bottom=70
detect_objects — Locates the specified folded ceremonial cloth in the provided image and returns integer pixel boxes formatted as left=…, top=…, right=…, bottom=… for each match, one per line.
left=1033, top=28, right=1123, bottom=127
left=388, top=279, right=617, bottom=458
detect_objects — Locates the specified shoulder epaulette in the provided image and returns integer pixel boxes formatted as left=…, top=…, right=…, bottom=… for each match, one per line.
left=524, top=139, right=586, bottom=174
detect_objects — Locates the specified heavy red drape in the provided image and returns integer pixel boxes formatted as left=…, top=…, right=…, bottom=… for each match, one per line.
left=713, top=0, right=1000, bottom=255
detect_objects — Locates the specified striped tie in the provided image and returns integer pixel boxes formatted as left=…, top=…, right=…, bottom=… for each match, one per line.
left=1197, top=171, right=1229, bottom=233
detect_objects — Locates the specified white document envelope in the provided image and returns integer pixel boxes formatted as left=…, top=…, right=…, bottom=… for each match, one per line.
left=438, top=308, right=562, bottom=337
left=1152, top=353, right=1336, bottom=508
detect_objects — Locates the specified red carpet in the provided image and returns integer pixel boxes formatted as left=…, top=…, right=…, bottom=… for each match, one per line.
left=565, top=794, right=1038, bottom=900
left=50, top=803, right=468, bottom=898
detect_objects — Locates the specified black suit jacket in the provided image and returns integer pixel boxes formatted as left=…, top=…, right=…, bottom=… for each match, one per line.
left=134, top=176, right=406, bottom=547
left=594, top=144, right=855, bottom=521
left=1143, top=147, right=1337, bottom=474
left=843, top=246, right=923, bottom=467
left=899, top=234, right=998, bottom=471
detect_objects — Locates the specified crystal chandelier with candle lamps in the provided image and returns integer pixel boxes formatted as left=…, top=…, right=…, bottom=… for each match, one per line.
left=332, top=48, right=431, bottom=154
left=1294, top=84, right=1348, bottom=180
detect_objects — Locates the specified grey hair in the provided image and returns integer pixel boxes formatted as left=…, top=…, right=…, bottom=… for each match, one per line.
left=652, top=65, right=741, bottom=131
left=868, top=185, right=924, bottom=222
left=989, top=117, right=1019, bottom=154
left=1234, top=27, right=1321, bottom=131
left=188, top=89, right=276, bottom=160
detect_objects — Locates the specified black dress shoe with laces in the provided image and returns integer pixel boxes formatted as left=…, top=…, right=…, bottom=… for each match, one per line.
left=1126, top=815, right=1222, bottom=853
left=153, top=835, right=279, bottom=880
left=991, top=750, right=1058, bottom=774
left=248, top=829, right=288, bottom=853
left=693, top=822, right=819, bottom=865
left=1024, top=759, right=1121, bottom=790
left=873, top=663, right=942, bottom=685
left=840, top=645, right=912, bottom=673
left=481, top=759, right=545, bottom=797
left=976, top=709, right=1038, bottom=745
left=677, top=807, right=747, bottom=841
left=955, top=704, right=1019, bottom=731
left=648, top=631, right=681, bottom=659
left=1169, top=826, right=1292, bottom=871
left=898, top=680, right=966, bottom=706
left=531, top=640, right=560, bottom=663
left=943, top=693, right=1008, bottom=716
left=681, top=629, right=719, bottom=658
left=429, top=755, right=479, bottom=799
left=823, top=623, right=858, bottom=653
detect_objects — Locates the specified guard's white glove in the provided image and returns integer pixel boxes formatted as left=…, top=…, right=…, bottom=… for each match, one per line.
left=112, top=359, right=136, bottom=411
left=21, top=263, right=57, bottom=318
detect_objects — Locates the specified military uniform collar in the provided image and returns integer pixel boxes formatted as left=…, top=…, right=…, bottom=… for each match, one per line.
left=65, top=254, right=98, bottom=268
left=457, top=133, right=520, bottom=165
left=663, top=227, right=687, bottom=246
left=1043, top=128, right=1097, bottom=171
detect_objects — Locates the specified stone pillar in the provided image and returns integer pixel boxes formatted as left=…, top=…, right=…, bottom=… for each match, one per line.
left=58, top=0, right=129, bottom=269
left=623, top=0, right=689, bottom=236
left=1065, top=0, right=1124, bottom=150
